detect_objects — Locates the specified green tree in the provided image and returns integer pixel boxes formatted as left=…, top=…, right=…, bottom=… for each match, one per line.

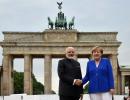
left=32, top=73, right=44, bottom=94
left=13, top=70, right=44, bottom=94
left=14, top=71, right=24, bottom=93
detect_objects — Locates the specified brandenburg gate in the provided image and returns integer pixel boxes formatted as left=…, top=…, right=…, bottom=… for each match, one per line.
left=0, top=2, right=121, bottom=95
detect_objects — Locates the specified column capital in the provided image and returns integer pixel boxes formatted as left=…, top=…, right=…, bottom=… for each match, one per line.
left=2, top=54, right=10, bottom=56
left=44, top=54, right=51, bottom=57
left=110, top=53, right=118, bottom=56
left=112, top=53, right=118, bottom=56
left=109, top=54, right=118, bottom=60
left=24, top=54, right=31, bottom=56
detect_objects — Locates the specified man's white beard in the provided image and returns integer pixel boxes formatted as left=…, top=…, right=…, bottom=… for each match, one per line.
left=66, top=55, right=76, bottom=60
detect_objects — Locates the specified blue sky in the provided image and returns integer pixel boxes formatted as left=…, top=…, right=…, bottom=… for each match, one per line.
left=0, top=0, right=130, bottom=93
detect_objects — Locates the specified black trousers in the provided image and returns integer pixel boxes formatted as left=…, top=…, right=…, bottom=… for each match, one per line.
left=60, top=95, right=80, bottom=100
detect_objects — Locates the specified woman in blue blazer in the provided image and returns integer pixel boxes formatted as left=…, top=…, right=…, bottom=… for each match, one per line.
left=82, top=46, right=115, bottom=100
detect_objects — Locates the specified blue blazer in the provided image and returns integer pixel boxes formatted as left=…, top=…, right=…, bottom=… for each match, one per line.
left=82, top=58, right=114, bottom=93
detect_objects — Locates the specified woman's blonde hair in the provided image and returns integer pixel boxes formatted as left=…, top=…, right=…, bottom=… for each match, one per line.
left=91, top=46, right=103, bottom=54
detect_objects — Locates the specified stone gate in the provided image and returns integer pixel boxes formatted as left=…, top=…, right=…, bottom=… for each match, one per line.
left=0, top=29, right=121, bottom=95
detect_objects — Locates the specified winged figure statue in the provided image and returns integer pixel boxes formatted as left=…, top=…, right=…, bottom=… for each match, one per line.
left=57, top=2, right=62, bottom=10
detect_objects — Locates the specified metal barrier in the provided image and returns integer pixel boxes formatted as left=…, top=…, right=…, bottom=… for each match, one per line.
left=0, top=94, right=125, bottom=100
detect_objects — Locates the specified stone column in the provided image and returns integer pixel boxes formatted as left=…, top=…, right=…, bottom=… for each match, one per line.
left=0, top=68, right=3, bottom=95
left=118, top=72, right=121, bottom=94
left=9, top=56, right=14, bottom=94
left=24, top=55, right=32, bottom=95
left=109, top=54, right=118, bottom=94
left=121, top=75, right=125, bottom=94
left=44, top=55, right=52, bottom=94
left=2, top=54, right=13, bottom=95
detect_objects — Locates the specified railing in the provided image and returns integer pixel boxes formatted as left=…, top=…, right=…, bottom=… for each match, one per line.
left=0, top=94, right=126, bottom=100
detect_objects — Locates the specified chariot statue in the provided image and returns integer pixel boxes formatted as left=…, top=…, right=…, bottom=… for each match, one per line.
left=47, top=2, right=75, bottom=30
left=55, top=2, right=67, bottom=29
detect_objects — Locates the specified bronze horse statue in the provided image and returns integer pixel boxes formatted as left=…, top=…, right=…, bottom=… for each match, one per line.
left=68, top=17, right=75, bottom=29
left=47, top=17, right=54, bottom=29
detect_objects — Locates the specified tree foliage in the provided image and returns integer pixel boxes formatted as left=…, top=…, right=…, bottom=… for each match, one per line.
left=13, top=70, right=44, bottom=94
left=32, top=73, right=44, bottom=94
